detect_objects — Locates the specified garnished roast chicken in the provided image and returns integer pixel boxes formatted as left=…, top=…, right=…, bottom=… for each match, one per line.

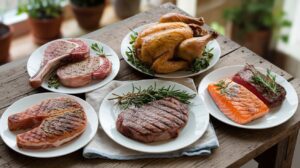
left=134, top=13, right=218, bottom=74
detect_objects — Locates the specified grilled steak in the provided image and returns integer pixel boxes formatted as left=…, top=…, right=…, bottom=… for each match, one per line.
left=232, top=64, right=286, bottom=107
left=8, top=97, right=87, bottom=149
left=116, top=97, right=188, bottom=143
left=56, top=56, right=112, bottom=87
left=29, top=39, right=89, bottom=88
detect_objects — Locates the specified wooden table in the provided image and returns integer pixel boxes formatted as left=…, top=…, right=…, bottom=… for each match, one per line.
left=0, top=3, right=299, bottom=168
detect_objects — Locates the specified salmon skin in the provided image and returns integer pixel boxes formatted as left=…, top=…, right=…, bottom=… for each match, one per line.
left=8, top=97, right=87, bottom=149
left=208, top=79, right=269, bottom=124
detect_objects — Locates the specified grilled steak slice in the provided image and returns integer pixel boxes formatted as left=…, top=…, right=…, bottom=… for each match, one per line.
left=232, top=64, right=286, bottom=107
left=29, top=39, right=89, bottom=88
left=56, top=56, right=112, bottom=87
left=8, top=97, right=87, bottom=149
left=116, top=97, right=188, bottom=143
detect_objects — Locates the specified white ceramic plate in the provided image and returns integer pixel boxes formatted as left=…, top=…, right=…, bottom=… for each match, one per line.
left=120, top=23, right=221, bottom=78
left=0, top=93, right=98, bottom=158
left=99, top=79, right=210, bottom=153
left=198, top=65, right=298, bottom=129
left=27, top=38, right=120, bottom=94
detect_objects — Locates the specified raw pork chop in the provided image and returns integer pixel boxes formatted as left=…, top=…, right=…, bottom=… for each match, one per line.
left=8, top=97, right=87, bottom=149
left=116, top=97, right=188, bottom=143
left=29, top=39, right=89, bottom=88
left=56, top=56, right=112, bottom=87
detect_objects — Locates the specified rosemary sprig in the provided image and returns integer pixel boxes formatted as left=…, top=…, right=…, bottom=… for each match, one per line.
left=47, top=72, right=60, bottom=89
left=91, top=43, right=111, bottom=57
left=251, top=68, right=278, bottom=94
left=214, top=80, right=231, bottom=94
left=191, top=47, right=214, bottom=73
left=108, top=83, right=196, bottom=109
left=126, top=31, right=154, bottom=75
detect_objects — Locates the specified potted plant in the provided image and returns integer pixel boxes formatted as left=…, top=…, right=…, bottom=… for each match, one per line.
left=70, top=0, right=106, bottom=30
left=18, top=0, right=63, bottom=45
left=113, top=0, right=140, bottom=19
left=224, top=0, right=291, bottom=56
left=0, top=7, right=12, bottom=64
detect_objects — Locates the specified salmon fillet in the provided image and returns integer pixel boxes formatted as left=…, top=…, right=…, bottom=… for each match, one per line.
left=8, top=97, right=87, bottom=149
left=208, top=79, right=269, bottom=124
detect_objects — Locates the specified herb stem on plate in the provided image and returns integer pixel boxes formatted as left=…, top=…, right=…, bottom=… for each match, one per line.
left=250, top=68, right=278, bottom=94
left=108, top=83, right=196, bottom=109
left=91, top=43, right=111, bottom=57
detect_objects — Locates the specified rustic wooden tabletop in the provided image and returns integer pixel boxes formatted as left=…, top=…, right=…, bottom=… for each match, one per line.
left=0, top=3, right=299, bottom=168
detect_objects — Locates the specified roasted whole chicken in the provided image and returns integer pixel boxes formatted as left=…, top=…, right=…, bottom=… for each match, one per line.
left=134, top=13, right=218, bottom=74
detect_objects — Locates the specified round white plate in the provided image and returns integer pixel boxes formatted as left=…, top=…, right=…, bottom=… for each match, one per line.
left=27, top=38, right=120, bottom=94
left=99, top=79, right=210, bottom=153
left=198, top=65, right=298, bottom=129
left=0, top=93, right=98, bottom=158
left=120, top=23, right=221, bottom=78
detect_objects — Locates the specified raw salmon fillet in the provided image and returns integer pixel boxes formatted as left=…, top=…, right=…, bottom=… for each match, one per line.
left=208, top=79, right=269, bottom=124
left=8, top=97, right=87, bottom=149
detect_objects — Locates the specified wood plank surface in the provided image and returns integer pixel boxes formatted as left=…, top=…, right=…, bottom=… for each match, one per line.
left=0, top=3, right=299, bottom=168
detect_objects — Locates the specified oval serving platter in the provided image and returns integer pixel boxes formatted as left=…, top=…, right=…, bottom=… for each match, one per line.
left=120, top=23, right=221, bottom=78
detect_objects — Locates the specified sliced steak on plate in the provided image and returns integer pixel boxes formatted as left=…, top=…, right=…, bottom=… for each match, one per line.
left=29, top=39, right=90, bottom=88
left=116, top=97, right=189, bottom=143
left=8, top=97, right=87, bottom=149
left=56, top=56, right=112, bottom=87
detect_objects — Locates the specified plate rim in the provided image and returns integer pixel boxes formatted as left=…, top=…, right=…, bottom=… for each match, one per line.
left=99, top=79, right=210, bottom=153
left=198, top=65, right=299, bottom=129
left=0, top=92, right=98, bottom=158
left=120, top=23, right=221, bottom=78
left=26, top=38, right=120, bottom=94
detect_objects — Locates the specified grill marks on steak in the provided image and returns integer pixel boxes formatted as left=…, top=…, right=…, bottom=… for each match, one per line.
left=29, top=39, right=89, bottom=88
left=8, top=97, right=87, bottom=149
left=56, top=56, right=112, bottom=87
left=116, top=97, right=189, bottom=143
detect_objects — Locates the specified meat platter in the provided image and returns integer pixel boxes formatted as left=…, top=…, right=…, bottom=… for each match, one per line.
left=99, top=79, right=210, bottom=153
left=121, top=13, right=221, bottom=78
left=0, top=93, right=98, bottom=158
left=198, top=65, right=298, bottom=129
left=27, top=38, right=120, bottom=94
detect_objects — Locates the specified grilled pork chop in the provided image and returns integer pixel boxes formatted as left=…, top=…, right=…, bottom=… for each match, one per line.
left=56, top=56, right=112, bottom=87
left=116, top=97, right=188, bottom=143
left=29, top=39, right=89, bottom=88
left=8, top=97, right=87, bottom=149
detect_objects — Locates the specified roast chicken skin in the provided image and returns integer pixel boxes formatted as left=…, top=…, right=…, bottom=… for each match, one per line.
left=159, top=13, right=204, bottom=26
left=177, top=31, right=218, bottom=63
left=134, top=13, right=216, bottom=74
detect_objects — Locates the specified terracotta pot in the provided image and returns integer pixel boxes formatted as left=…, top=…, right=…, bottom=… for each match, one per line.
left=0, top=23, right=12, bottom=64
left=28, top=16, right=62, bottom=45
left=232, top=26, right=271, bottom=56
left=71, top=4, right=105, bottom=31
left=113, top=0, right=140, bottom=19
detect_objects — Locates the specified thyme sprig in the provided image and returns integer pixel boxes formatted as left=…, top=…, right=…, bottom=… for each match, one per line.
left=251, top=68, right=278, bottom=94
left=214, top=80, right=232, bottom=94
left=91, top=43, right=111, bottom=57
left=126, top=31, right=154, bottom=75
left=108, top=83, right=196, bottom=109
left=47, top=72, right=60, bottom=89
left=191, top=47, right=214, bottom=73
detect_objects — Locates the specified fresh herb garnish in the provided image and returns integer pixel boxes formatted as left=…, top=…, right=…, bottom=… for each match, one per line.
left=126, top=31, right=154, bottom=75
left=191, top=47, right=214, bottom=73
left=214, top=80, right=231, bottom=94
left=91, top=43, right=111, bottom=57
left=108, top=83, right=196, bottom=109
left=47, top=72, right=60, bottom=89
left=251, top=68, right=278, bottom=94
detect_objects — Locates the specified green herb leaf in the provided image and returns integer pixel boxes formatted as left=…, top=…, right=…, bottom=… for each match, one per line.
left=250, top=68, right=278, bottom=94
left=108, top=83, right=196, bottom=109
left=47, top=72, right=60, bottom=89
left=191, top=47, right=214, bottom=73
left=91, top=43, right=111, bottom=57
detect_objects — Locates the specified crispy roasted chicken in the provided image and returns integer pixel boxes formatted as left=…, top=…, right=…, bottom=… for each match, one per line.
left=134, top=13, right=218, bottom=74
